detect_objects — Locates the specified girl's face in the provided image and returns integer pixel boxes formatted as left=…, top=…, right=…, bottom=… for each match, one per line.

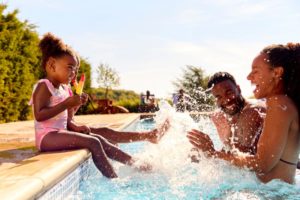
left=53, top=54, right=77, bottom=84
left=247, top=53, right=279, bottom=99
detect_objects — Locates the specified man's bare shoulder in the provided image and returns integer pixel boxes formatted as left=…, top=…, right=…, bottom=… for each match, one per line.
left=242, top=101, right=266, bottom=119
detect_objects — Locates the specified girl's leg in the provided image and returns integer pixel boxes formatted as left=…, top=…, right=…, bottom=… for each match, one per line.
left=90, top=127, right=160, bottom=143
left=90, top=119, right=170, bottom=144
left=89, top=133, right=134, bottom=165
left=90, top=134, right=152, bottom=171
left=40, top=131, right=117, bottom=178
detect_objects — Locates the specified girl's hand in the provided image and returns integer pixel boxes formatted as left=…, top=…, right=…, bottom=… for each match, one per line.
left=73, top=125, right=91, bottom=134
left=65, top=95, right=82, bottom=108
left=187, top=129, right=215, bottom=155
left=80, top=93, right=89, bottom=105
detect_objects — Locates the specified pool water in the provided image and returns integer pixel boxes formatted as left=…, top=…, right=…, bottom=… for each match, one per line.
left=76, top=102, right=300, bottom=200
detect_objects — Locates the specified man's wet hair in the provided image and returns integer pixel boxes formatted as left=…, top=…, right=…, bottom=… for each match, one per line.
left=207, top=72, right=237, bottom=89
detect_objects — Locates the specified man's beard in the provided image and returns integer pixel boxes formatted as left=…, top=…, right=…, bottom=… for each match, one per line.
left=221, top=96, right=245, bottom=116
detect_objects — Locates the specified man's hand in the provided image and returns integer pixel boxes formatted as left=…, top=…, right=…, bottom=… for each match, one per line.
left=210, top=112, right=227, bottom=125
left=187, top=129, right=215, bottom=155
left=210, top=112, right=231, bottom=146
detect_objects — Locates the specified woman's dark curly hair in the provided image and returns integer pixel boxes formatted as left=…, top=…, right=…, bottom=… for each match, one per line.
left=39, top=32, right=79, bottom=69
left=261, top=43, right=300, bottom=112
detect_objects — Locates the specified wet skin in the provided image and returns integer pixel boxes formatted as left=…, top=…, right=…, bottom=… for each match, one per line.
left=210, top=80, right=265, bottom=154
left=188, top=53, right=300, bottom=183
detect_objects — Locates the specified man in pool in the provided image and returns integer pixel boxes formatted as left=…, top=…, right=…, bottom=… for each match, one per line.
left=204, top=72, right=265, bottom=155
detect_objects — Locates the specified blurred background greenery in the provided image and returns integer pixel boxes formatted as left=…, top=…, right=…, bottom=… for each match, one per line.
left=0, top=4, right=213, bottom=123
left=0, top=4, right=141, bottom=123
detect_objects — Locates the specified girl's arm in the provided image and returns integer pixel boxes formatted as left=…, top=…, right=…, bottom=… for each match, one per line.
left=67, top=106, right=90, bottom=134
left=33, top=83, right=81, bottom=121
left=66, top=92, right=90, bottom=133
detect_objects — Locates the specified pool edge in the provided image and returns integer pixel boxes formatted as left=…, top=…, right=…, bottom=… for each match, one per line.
left=0, top=114, right=140, bottom=200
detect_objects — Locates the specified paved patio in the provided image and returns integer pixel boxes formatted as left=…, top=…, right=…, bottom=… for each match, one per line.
left=0, top=113, right=140, bottom=200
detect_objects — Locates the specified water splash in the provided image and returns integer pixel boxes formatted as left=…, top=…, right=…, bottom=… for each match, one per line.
left=77, top=100, right=300, bottom=199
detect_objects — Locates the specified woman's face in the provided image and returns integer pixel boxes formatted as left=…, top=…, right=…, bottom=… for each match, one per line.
left=247, top=53, right=277, bottom=99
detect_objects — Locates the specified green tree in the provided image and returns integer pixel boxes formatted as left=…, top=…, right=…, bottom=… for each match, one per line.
left=0, top=5, right=41, bottom=123
left=96, top=63, right=120, bottom=99
left=173, top=65, right=214, bottom=111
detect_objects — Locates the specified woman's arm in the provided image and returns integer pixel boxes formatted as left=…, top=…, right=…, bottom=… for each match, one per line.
left=188, top=97, right=293, bottom=174
left=215, top=97, right=292, bottom=173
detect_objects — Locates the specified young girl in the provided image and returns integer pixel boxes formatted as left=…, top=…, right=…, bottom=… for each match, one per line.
left=30, top=33, right=145, bottom=178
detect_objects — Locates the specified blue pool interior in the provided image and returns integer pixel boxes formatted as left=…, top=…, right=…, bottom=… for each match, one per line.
left=39, top=114, right=300, bottom=199
left=75, top=118, right=300, bottom=200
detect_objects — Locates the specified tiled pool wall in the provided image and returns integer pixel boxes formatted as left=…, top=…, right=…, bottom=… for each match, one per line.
left=38, top=158, right=93, bottom=200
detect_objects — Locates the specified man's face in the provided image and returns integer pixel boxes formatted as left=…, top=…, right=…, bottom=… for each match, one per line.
left=211, top=80, right=244, bottom=115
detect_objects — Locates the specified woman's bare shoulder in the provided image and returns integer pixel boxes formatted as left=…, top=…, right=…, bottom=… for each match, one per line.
left=266, top=95, right=298, bottom=118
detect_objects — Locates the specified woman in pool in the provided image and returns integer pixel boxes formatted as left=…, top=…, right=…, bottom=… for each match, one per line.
left=188, top=43, right=300, bottom=184
left=30, top=33, right=159, bottom=178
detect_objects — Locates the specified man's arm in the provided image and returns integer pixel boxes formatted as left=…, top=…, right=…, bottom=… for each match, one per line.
left=237, top=106, right=265, bottom=153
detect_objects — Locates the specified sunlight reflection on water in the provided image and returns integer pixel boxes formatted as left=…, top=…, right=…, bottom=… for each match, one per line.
left=77, top=101, right=300, bottom=200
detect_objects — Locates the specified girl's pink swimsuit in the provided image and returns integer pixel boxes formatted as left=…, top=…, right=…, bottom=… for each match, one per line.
left=29, top=79, right=71, bottom=150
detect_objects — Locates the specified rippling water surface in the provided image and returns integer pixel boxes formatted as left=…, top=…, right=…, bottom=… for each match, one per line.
left=77, top=102, right=300, bottom=200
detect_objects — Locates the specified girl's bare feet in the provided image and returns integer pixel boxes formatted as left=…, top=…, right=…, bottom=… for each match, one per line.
left=148, top=119, right=170, bottom=143
left=128, top=159, right=153, bottom=172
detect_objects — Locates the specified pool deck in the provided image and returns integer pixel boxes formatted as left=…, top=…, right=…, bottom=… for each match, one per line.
left=0, top=114, right=140, bottom=200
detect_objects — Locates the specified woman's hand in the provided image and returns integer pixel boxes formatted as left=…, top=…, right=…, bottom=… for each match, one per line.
left=187, top=129, right=215, bottom=155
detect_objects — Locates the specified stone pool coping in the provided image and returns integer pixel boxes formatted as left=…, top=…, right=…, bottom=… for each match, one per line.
left=0, top=113, right=140, bottom=200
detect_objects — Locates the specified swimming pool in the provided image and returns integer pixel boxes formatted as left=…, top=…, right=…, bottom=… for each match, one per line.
left=76, top=111, right=300, bottom=199
left=39, top=104, right=300, bottom=200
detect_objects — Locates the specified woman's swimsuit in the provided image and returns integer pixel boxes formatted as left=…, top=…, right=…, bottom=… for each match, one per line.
left=279, top=158, right=297, bottom=166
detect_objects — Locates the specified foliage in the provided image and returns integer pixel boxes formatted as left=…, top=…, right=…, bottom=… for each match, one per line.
left=0, top=5, right=41, bottom=123
left=0, top=4, right=94, bottom=122
left=173, top=65, right=215, bottom=111
left=96, top=63, right=120, bottom=99
left=90, top=87, right=140, bottom=112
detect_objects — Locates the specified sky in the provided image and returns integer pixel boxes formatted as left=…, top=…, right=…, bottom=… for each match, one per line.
left=4, top=0, right=300, bottom=98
